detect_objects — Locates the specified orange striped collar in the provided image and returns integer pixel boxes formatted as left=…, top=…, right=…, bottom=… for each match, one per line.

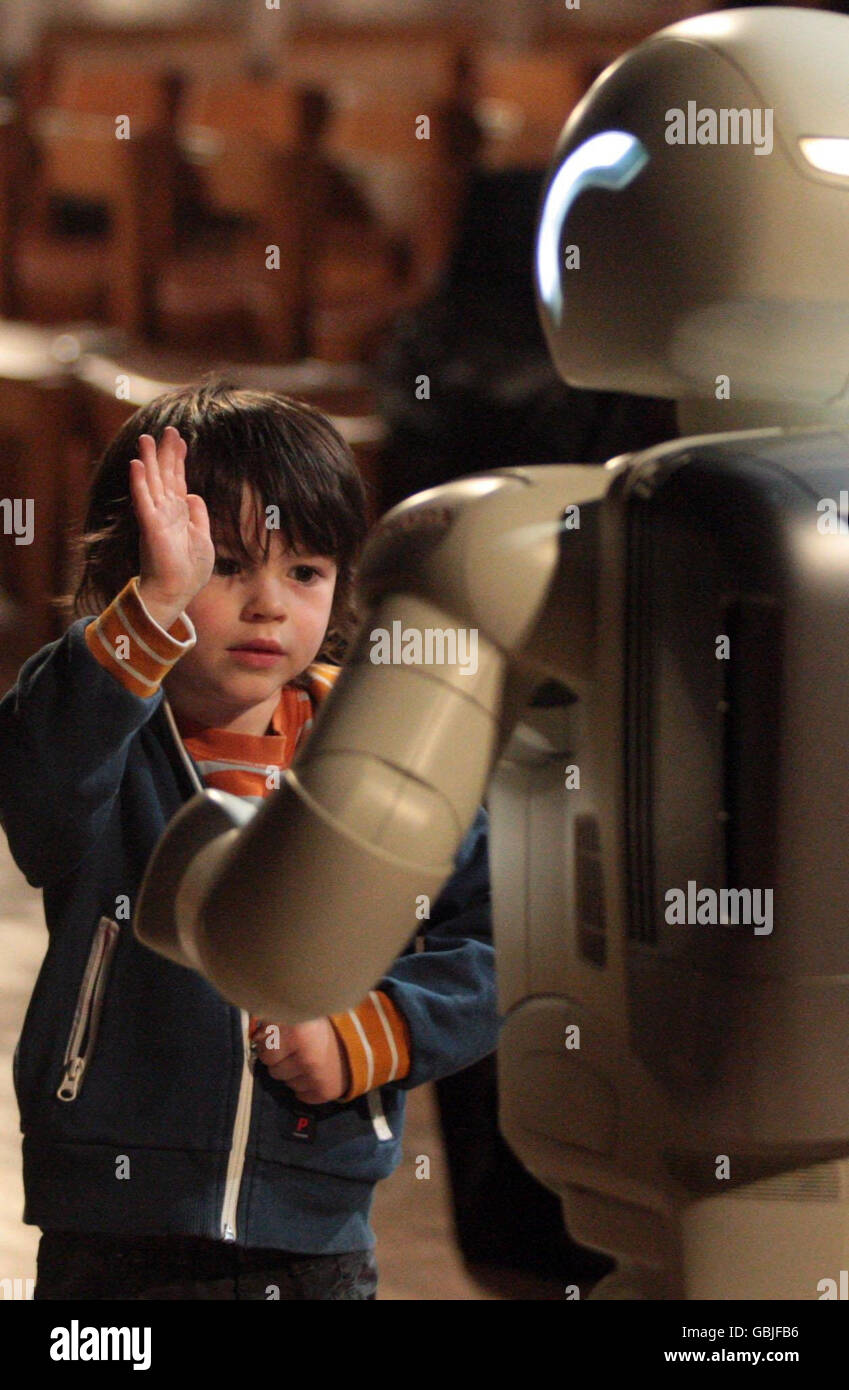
left=172, top=662, right=341, bottom=774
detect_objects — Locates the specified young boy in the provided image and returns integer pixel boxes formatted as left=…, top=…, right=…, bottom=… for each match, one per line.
left=0, top=381, right=497, bottom=1300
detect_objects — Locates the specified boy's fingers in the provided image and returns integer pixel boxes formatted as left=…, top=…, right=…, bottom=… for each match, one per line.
left=138, top=434, right=164, bottom=505
left=159, top=426, right=182, bottom=494
left=252, top=1020, right=293, bottom=1046
left=185, top=494, right=209, bottom=536
left=174, top=431, right=187, bottom=482
left=158, top=427, right=175, bottom=481
left=293, top=1088, right=327, bottom=1105
left=253, top=1032, right=303, bottom=1069
left=257, top=1037, right=299, bottom=1064
left=266, top=1051, right=302, bottom=1076
left=129, top=458, right=154, bottom=516
left=269, top=1062, right=311, bottom=1087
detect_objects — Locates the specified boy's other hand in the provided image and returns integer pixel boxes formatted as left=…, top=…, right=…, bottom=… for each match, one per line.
left=252, top=1018, right=351, bottom=1104
left=130, top=426, right=215, bottom=625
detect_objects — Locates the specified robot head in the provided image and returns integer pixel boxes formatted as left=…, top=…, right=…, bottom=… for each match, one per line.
left=535, top=6, right=849, bottom=430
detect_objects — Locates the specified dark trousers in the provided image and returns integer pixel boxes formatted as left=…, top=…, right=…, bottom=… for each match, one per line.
left=436, top=1053, right=614, bottom=1284
left=33, top=1230, right=378, bottom=1300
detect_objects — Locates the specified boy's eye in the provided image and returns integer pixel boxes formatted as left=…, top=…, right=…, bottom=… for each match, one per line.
left=213, top=556, right=242, bottom=576
left=213, top=556, right=326, bottom=583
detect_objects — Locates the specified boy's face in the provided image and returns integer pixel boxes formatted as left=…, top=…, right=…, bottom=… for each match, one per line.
left=163, top=493, right=338, bottom=735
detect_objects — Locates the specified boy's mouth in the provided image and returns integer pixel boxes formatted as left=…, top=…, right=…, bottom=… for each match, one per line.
left=228, top=641, right=287, bottom=667
left=229, top=640, right=285, bottom=654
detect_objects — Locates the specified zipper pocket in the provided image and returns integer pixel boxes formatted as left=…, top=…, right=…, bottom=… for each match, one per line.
left=56, top=916, right=120, bottom=1102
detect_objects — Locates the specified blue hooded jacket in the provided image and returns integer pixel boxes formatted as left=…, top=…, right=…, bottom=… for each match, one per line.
left=0, top=617, right=497, bottom=1252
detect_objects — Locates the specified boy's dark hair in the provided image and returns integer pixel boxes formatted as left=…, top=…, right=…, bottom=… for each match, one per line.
left=57, top=379, right=371, bottom=666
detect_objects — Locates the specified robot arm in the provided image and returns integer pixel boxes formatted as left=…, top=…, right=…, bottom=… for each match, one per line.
left=134, top=466, right=608, bottom=1021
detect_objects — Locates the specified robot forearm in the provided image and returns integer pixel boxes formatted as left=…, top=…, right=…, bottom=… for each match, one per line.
left=169, top=598, right=506, bottom=1019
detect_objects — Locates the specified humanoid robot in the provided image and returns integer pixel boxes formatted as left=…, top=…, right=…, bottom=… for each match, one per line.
left=135, top=6, right=849, bottom=1299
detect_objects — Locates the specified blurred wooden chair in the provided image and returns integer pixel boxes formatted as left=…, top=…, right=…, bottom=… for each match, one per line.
left=0, top=94, right=29, bottom=318
left=9, top=62, right=179, bottom=335
left=470, top=48, right=591, bottom=169
left=154, top=77, right=327, bottom=361
left=73, top=344, right=386, bottom=536
left=287, top=26, right=470, bottom=106
left=309, top=93, right=474, bottom=364
left=0, top=321, right=119, bottom=651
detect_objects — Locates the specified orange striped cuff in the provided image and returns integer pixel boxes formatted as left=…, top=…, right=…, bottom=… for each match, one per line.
left=84, top=575, right=196, bottom=698
left=329, top=990, right=412, bottom=1101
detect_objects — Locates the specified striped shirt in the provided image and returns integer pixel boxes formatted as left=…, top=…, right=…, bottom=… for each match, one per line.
left=85, top=575, right=412, bottom=1101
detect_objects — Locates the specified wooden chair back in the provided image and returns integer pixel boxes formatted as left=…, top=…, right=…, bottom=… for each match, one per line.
left=22, top=63, right=180, bottom=332
left=321, top=93, right=470, bottom=296
left=287, top=27, right=469, bottom=105
left=472, top=48, right=589, bottom=168
left=179, top=76, right=321, bottom=222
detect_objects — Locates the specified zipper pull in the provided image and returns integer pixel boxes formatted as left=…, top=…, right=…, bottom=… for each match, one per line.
left=247, top=1016, right=261, bottom=1071
left=56, top=1057, right=85, bottom=1102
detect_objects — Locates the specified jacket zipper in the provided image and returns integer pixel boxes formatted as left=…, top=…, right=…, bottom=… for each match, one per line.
left=220, top=1010, right=254, bottom=1241
left=57, top=916, right=120, bottom=1102
left=162, top=694, right=256, bottom=1244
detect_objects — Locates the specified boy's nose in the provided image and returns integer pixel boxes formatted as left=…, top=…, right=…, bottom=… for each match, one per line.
left=240, top=569, right=289, bottom=620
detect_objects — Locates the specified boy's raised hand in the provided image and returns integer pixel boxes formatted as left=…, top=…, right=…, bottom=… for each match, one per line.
left=129, top=426, right=215, bottom=625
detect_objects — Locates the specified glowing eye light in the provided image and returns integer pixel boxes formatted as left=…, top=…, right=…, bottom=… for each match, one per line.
left=536, top=130, right=649, bottom=325
left=799, top=137, right=849, bottom=176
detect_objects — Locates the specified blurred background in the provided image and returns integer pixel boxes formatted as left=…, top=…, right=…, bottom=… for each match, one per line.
left=0, top=0, right=838, bottom=1299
